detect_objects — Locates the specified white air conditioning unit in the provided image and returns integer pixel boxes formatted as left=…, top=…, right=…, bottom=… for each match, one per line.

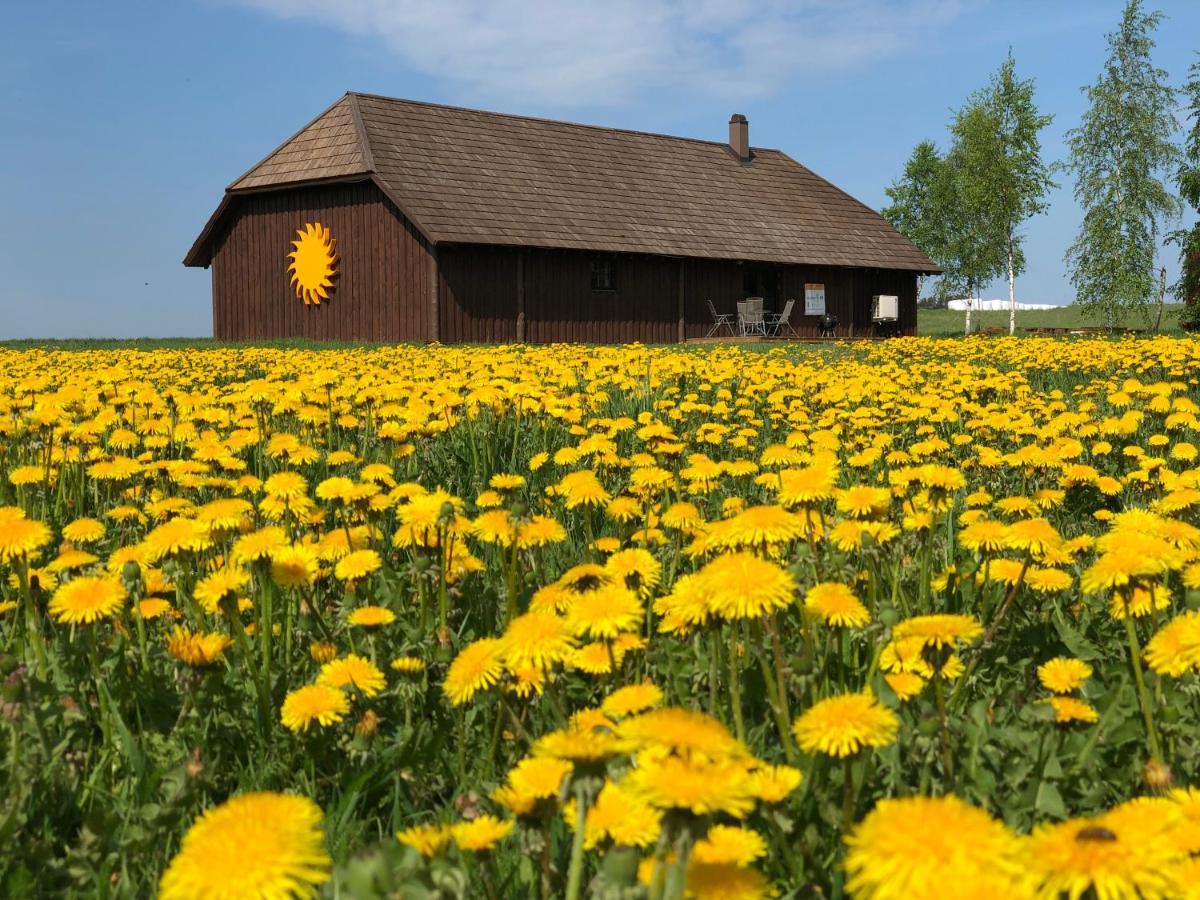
left=872, top=294, right=899, bottom=322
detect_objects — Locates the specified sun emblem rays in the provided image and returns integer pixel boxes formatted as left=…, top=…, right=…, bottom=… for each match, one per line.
left=286, top=222, right=338, bottom=305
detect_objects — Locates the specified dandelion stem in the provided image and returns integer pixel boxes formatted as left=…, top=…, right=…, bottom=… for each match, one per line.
left=1122, top=597, right=1163, bottom=763
left=727, top=626, right=746, bottom=743
left=934, top=671, right=954, bottom=784
left=841, top=755, right=856, bottom=833
left=564, top=782, right=589, bottom=900
left=759, top=617, right=797, bottom=764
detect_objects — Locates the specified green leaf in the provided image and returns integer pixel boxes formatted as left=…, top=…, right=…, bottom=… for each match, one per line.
left=1035, top=781, right=1067, bottom=819
left=1052, top=611, right=1102, bottom=661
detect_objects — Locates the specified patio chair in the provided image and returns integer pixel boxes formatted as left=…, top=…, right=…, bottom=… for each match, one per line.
left=765, top=298, right=797, bottom=337
left=739, top=297, right=767, bottom=336
left=705, top=297, right=735, bottom=337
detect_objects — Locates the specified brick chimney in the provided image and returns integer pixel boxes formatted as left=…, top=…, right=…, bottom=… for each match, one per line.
left=729, top=113, right=750, bottom=160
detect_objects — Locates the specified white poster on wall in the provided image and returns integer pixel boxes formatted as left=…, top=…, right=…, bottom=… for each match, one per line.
left=804, top=283, right=826, bottom=316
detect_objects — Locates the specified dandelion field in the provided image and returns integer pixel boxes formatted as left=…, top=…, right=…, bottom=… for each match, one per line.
left=5, top=337, right=1200, bottom=898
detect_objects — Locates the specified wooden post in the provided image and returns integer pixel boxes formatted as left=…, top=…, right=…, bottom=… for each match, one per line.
left=848, top=270, right=856, bottom=338
left=516, top=249, right=526, bottom=342
left=428, top=247, right=440, bottom=343
left=677, top=258, right=686, bottom=343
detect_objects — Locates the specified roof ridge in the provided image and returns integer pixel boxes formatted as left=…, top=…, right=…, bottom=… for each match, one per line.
left=348, top=91, right=781, bottom=154
left=226, top=93, right=371, bottom=193
left=347, top=93, right=376, bottom=173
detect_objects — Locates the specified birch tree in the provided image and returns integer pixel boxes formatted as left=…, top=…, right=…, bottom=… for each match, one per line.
left=882, top=141, right=954, bottom=304
left=943, top=102, right=1008, bottom=334
left=1065, top=0, right=1179, bottom=330
left=1172, top=56, right=1200, bottom=329
left=953, top=51, right=1055, bottom=335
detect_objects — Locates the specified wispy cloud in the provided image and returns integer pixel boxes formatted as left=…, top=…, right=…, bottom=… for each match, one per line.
left=232, top=0, right=968, bottom=105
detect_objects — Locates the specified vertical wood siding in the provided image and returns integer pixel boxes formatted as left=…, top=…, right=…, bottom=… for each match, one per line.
left=210, top=181, right=433, bottom=342
left=438, top=246, right=519, bottom=343
left=523, top=249, right=678, bottom=344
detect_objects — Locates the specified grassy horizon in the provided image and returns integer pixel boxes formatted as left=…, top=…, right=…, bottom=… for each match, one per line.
left=1, top=303, right=1191, bottom=349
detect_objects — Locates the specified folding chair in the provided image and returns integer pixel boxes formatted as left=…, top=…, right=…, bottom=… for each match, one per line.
left=705, top=298, right=736, bottom=337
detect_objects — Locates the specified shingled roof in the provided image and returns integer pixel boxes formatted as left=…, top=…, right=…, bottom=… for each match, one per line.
left=186, top=92, right=937, bottom=272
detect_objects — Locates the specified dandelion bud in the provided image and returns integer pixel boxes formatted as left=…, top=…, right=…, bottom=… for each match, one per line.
left=438, top=502, right=456, bottom=522
left=509, top=500, right=528, bottom=519
left=309, top=641, right=338, bottom=664
left=186, top=748, right=204, bottom=780
left=122, top=560, right=142, bottom=587
left=355, top=710, right=379, bottom=738
left=1142, top=758, right=1173, bottom=791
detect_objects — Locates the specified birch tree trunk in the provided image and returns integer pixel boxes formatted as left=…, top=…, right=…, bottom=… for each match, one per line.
left=1154, top=266, right=1166, bottom=332
left=964, top=298, right=972, bottom=335
left=1008, top=238, right=1017, bottom=336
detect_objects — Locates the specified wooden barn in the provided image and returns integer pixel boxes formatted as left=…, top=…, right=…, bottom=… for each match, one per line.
left=184, top=92, right=937, bottom=343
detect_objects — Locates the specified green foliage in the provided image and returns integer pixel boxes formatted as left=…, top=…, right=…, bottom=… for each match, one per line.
left=1171, top=56, right=1200, bottom=326
left=1065, top=0, right=1181, bottom=329
left=884, top=51, right=1053, bottom=330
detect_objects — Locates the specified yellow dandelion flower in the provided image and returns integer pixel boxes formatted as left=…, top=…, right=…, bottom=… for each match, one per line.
left=564, top=585, right=643, bottom=641
left=500, top=611, right=577, bottom=671
left=451, top=814, right=513, bottom=851
left=333, top=548, right=382, bottom=581
left=0, top=511, right=51, bottom=562
left=1037, top=657, right=1093, bottom=693
left=792, top=693, right=898, bottom=758
left=747, top=764, right=803, bottom=804
left=270, top=545, right=319, bottom=588
left=396, top=823, right=452, bottom=857
left=159, top=792, right=331, bottom=899
left=347, top=605, right=395, bottom=627
left=194, top=567, right=250, bottom=615
left=884, top=671, right=927, bottom=701
left=697, top=552, right=795, bottom=620
left=693, top=825, right=768, bottom=866
left=47, top=576, right=126, bottom=624
left=1028, top=806, right=1183, bottom=900
left=280, top=684, right=349, bottom=732
left=601, top=683, right=664, bottom=718
left=891, top=614, right=982, bottom=649
left=805, top=582, right=870, bottom=628
left=61, top=517, right=105, bottom=544
left=845, top=795, right=1026, bottom=899
left=167, top=626, right=232, bottom=666
left=1145, top=611, right=1200, bottom=677
left=1044, top=696, right=1100, bottom=724
left=626, top=755, right=757, bottom=817
left=444, top=638, right=505, bottom=706
left=318, top=654, right=386, bottom=697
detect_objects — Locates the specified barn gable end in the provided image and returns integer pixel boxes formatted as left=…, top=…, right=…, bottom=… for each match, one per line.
left=230, top=94, right=373, bottom=191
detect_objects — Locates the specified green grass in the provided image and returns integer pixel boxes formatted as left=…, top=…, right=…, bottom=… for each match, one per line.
left=917, top=303, right=1185, bottom=336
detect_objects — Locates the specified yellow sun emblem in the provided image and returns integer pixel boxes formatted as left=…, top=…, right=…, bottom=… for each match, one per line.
left=286, top=223, right=338, bottom=305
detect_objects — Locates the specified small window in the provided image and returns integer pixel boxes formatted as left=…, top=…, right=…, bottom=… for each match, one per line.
left=590, top=257, right=617, bottom=291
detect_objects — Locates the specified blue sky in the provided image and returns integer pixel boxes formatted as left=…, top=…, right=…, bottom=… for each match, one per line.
left=2, top=0, right=1198, bottom=338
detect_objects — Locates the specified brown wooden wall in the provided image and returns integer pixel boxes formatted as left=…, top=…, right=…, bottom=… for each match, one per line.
left=438, top=246, right=518, bottom=343
left=204, top=183, right=917, bottom=343
left=435, top=246, right=918, bottom=344
left=524, top=249, right=679, bottom=344
left=210, top=181, right=433, bottom=342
